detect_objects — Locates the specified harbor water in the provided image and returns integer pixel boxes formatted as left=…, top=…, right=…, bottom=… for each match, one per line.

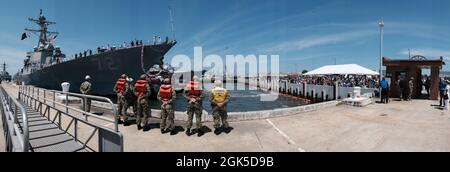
left=149, top=82, right=307, bottom=112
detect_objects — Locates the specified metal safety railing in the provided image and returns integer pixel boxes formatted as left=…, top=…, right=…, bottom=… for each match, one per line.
left=18, top=85, right=123, bottom=152
left=19, top=85, right=119, bottom=131
left=0, top=85, right=29, bottom=152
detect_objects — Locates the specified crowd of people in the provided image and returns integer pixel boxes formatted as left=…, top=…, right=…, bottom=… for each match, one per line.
left=285, top=73, right=450, bottom=109
left=71, top=36, right=169, bottom=59
left=378, top=75, right=450, bottom=111
left=78, top=39, right=144, bottom=59
left=79, top=74, right=232, bottom=137
left=288, top=75, right=379, bottom=88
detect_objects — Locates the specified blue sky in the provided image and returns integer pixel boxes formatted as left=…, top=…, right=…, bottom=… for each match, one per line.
left=1, top=0, right=450, bottom=74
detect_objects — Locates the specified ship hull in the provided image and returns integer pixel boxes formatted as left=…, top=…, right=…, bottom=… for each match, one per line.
left=15, top=42, right=176, bottom=95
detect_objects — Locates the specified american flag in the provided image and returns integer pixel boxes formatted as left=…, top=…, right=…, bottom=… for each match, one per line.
left=50, top=35, right=58, bottom=43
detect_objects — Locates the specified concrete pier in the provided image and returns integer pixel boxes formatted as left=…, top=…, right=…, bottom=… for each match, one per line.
left=2, top=82, right=450, bottom=152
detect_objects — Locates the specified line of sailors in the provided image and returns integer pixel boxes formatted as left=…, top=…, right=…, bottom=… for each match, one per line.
left=113, top=74, right=232, bottom=137
left=74, top=36, right=170, bottom=59
left=74, top=49, right=93, bottom=59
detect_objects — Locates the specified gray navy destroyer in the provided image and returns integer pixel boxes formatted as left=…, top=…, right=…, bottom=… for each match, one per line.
left=14, top=10, right=177, bottom=96
left=0, top=62, right=12, bottom=82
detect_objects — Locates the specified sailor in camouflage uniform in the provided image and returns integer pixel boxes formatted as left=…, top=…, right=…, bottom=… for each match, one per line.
left=134, top=74, right=152, bottom=130
left=210, top=80, right=231, bottom=135
left=113, top=74, right=129, bottom=125
left=80, top=75, right=92, bottom=112
left=158, top=78, right=177, bottom=135
left=408, top=77, right=414, bottom=101
left=184, top=76, right=204, bottom=137
left=125, top=77, right=137, bottom=120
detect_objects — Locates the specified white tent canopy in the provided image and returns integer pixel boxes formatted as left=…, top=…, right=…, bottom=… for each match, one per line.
left=303, top=64, right=379, bottom=76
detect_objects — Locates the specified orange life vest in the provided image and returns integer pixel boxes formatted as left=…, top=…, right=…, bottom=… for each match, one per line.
left=115, top=78, right=127, bottom=94
left=186, top=81, right=202, bottom=98
left=159, top=85, right=173, bottom=101
left=135, top=80, right=148, bottom=96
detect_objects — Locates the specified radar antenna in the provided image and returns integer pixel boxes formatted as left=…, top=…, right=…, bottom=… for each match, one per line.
left=25, top=9, right=59, bottom=49
left=2, top=62, right=6, bottom=72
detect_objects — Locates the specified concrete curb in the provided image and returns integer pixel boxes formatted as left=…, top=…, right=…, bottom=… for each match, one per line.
left=92, top=100, right=339, bottom=122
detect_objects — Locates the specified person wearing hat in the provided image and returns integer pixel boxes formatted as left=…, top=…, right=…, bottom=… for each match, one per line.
left=125, top=77, right=137, bottom=120
left=210, top=79, right=231, bottom=135
left=80, top=75, right=92, bottom=112
left=407, top=77, right=414, bottom=101
left=158, top=78, right=177, bottom=135
left=134, top=74, right=152, bottom=130
left=184, top=75, right=204, bottom=137
left=114, top=74, right=129, bottom=125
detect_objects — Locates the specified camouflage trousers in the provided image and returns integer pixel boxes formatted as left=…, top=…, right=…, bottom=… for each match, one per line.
left=408, top=88, right=413, bottom=100
left=212, top=106, right=229, bottom=129
left=82, top=98, right=91, bottom=112
left=136, top=98, right=150, bottom=126
left=117, top=95, right=127, bottom=121
left=186, top=102, right=203, bottom=129
left=125, top=96, right=137, bottom=117
left=160, top=103, right=175, bottom=130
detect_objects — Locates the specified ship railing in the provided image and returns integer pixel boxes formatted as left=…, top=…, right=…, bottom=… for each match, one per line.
left=18, top=85, right=119, bottom=132
left=0, top=85, right=29, bottom=152
left=18, top=85, right=123, bottom=152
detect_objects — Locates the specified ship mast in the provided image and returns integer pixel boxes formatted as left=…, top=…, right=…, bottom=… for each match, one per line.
left=168, top=6, right=176, bottom=40
left=25, top=9, right=59, bottom=49
left=2, top=62, right=5, bottom=72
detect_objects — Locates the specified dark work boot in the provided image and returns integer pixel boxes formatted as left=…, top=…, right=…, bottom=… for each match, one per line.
left=185, top=128, right=191, bottom=136
left=123, top=119, right=130, bottom=126
left=224, top=127, right=233, bottom=134
left=214, top=128, right=221, bottom=135
left=161, top=129, right=166, bottom=134
left=170, top=129, right=177, bottom=136
left=137, top=124, right=142, bottom=130
left=142, top=123, right=149, bottom=131
left=197, top=128, right=204, bottom=137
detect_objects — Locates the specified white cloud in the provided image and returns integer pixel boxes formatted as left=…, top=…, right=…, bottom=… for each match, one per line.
left=260, top=30, right=375, bottom=53
left=282, top=53, right=334, bottom=62
left=253, top=20, right=448, bottom=54
left=175, top=3, right=274, bottom=53
left=400, top=48, right=450, bottom=59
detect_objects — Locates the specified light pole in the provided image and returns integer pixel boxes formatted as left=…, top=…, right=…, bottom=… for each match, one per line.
left=378, top=20, right=385, bottom=99
left=379, top=20, right=384, bottom=79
